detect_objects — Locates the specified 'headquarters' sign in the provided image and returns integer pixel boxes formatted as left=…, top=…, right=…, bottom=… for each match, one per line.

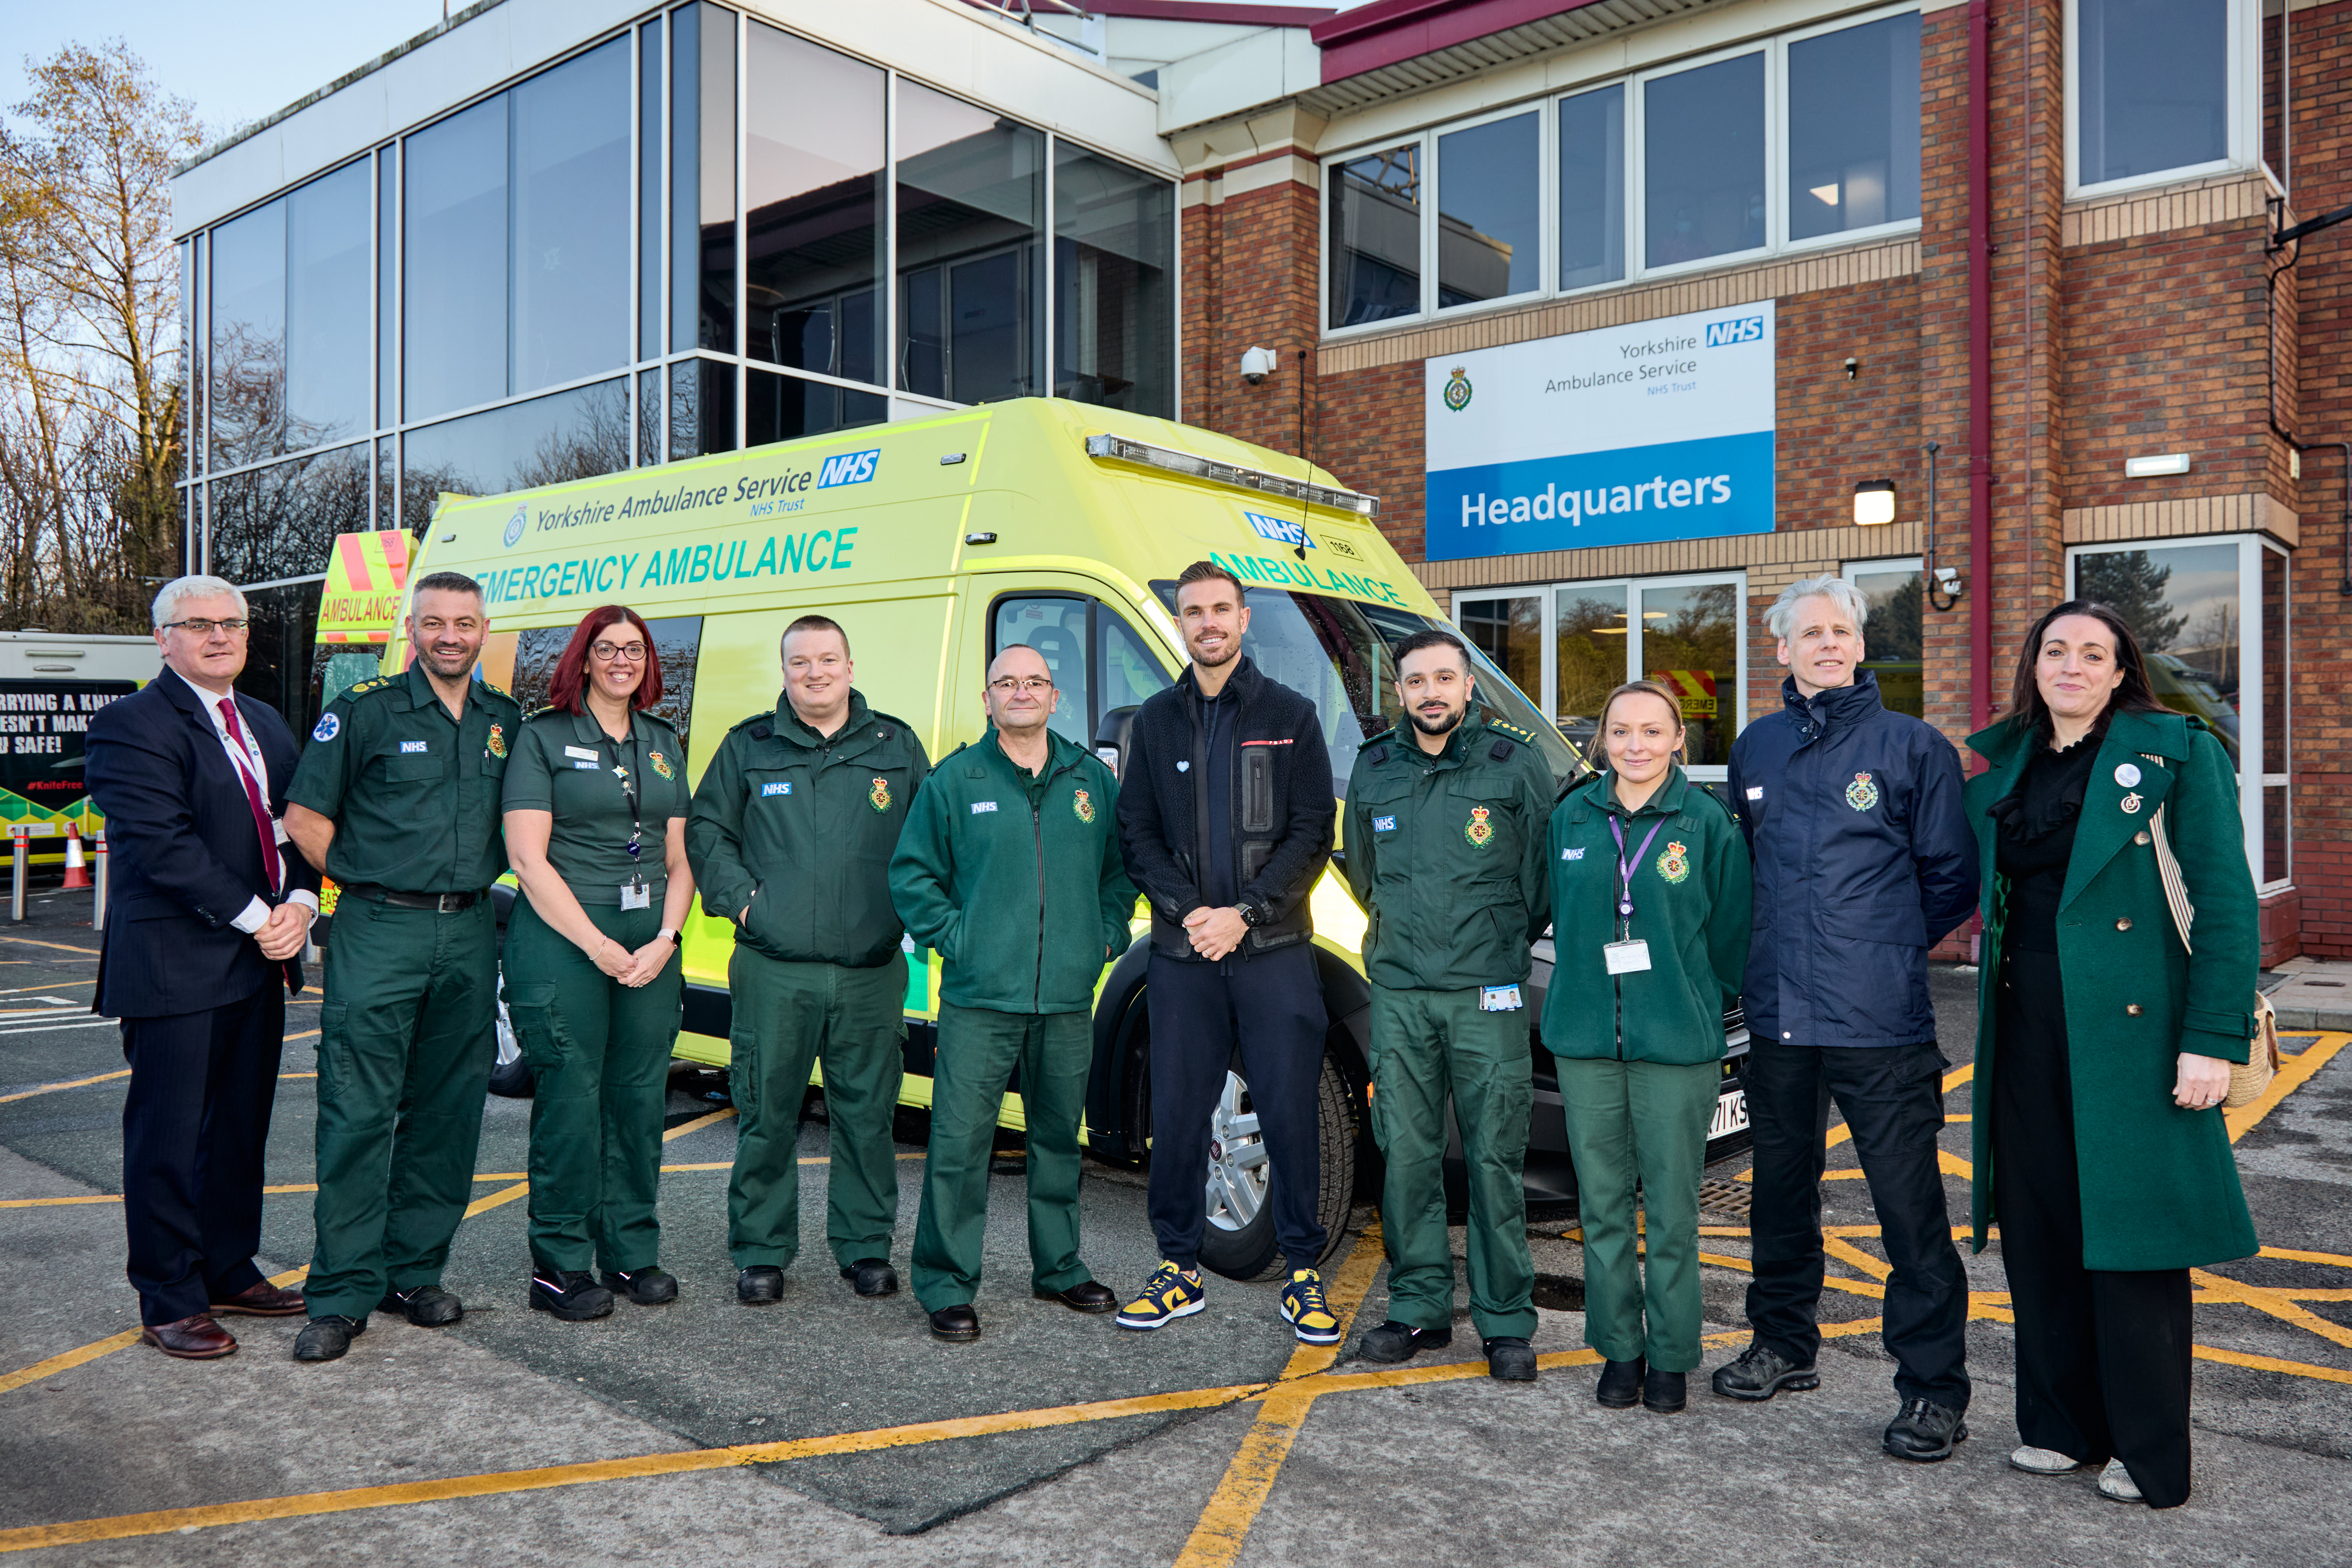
left=1424, top=302, right=1776, bottom=561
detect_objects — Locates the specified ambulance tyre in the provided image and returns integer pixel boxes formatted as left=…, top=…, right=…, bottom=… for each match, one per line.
left=1196, top=1042, right=1356, bottom=1283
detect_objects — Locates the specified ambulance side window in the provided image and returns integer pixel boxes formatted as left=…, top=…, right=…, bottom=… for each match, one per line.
left=992, top=596, right=1092, bottom=749
left=1099, top=613, right=1171, bottom=716
left=500, top=616, right=703, bottom=749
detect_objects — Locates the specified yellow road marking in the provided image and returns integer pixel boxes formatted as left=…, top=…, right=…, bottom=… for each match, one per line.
left=2190, top=1267, right=2352, bottom=1350
left=1171, top=1224, right=1384, bottom=1568
left=2191, top=1344, right=2352, bottom=1385
left=2259, top=1245, right=2352, bottom=1268
left=0, top=934, right=99, bottom=956
left=0, top=1379, right=1272, bottom=1555
left=0, top=1068, right=129, bottom=1105
left=0, top=1330, right=142, bottom=1398
left=2228, top=1031, right=2350, bottom=1142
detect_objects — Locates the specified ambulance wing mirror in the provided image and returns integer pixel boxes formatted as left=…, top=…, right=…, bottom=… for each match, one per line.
left=1094, top=706, right=1139, bottom=781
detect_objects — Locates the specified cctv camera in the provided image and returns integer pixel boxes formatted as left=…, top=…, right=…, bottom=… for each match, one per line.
left=1239, top=345, right=1278, bottom=385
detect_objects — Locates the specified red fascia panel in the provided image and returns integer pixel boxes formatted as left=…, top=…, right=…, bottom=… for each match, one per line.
left=1083, top=0, right=1336, bottom=23
left=1310, top=0, right=1606, bottom=82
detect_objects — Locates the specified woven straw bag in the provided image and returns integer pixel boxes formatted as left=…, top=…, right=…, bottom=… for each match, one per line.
left=2144, top=779, right=2278, bottom=1110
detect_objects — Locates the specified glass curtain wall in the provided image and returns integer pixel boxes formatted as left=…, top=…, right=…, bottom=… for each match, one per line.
left=897, top=82, right=1046, bottom=406
left=1053, top=142, right=1173, bottom=416
left=745, top=24, right=886, bottom=387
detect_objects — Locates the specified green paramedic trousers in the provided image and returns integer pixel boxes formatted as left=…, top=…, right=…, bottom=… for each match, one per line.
left=502, top=894, right=682, bottom=1273
left=306, top=896, right=498, bottom=1320
left=1368, top=984, right=1537, bottom=1341
left=910, top=1002, right=1094, bottom=1311
left=1553, top=1055, right=1720, bottom=1372
left=726, top=949, right=906, bottom=1270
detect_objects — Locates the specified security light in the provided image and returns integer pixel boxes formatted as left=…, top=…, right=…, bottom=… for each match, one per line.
left=2124, top=453, right=2192, bottom=478
left=1853, top=480, right=1896, bottom=526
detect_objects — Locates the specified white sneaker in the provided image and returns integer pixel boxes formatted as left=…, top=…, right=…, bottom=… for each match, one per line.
left=2010, top=1445, right=2089, bottom=1476
left=2097, top=1458, right=2145, bottom=1503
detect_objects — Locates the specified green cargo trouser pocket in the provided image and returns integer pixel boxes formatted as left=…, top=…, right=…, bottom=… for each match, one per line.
left=505, top=982, right=570, bottom=1071
left=317, top=1000, right=352, bottom=1102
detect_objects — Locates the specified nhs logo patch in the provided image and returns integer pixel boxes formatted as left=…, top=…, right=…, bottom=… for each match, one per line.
left=816, top=450, right=880, bottom=489
left=1562, top=847, right=1586, bottom=860
left=400, top=740, right=429, bottom=753
left=971, top=800, right=999, bottom=814
left=1705, top=315, right=1766, bottom=347
left=761, top=782, right=792, bottom=797
left=1371, top=815, right=1397, bottom=832
left=1244, top=511, right=1313, bottom=550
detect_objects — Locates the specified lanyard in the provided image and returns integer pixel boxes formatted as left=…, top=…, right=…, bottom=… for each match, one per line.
left=1608, top=813, right=1665, bottom=940
left=597, top=725, right=645, bottom=879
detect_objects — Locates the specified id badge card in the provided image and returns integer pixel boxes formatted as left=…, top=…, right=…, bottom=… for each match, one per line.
left=1479, top=984, right=1523, bottom=1013
left=1602, top=939, right=1652, bottom=975
left=619, top=880, right=652, bottom=911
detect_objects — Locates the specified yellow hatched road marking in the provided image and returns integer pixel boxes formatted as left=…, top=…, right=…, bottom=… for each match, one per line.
left=2228, top=1032, right=2350, bottom=1142
left=0, top=1068, right=129, bottom=1105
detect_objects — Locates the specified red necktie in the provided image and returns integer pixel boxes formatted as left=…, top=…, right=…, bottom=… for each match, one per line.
left=217, top=697, right=284, bottom=895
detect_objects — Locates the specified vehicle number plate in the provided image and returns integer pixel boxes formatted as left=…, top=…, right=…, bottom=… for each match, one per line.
left=1708, top=1089, right=1750, bottom=1140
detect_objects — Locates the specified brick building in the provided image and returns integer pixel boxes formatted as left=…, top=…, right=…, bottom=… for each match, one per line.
left=1140, top=0, right=2348, bottom=963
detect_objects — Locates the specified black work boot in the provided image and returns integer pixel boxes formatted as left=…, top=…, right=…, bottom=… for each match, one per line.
left=378, top=1285, right=464, bottom=1326
left=1642, top=1366, right=1687, bottom=1413
left=1358, top=1320, right=1452, bottom=1364
left=737, top=1266, right=784, bottom=1305
left=839, top=1258, right=899, bottom=1298
left=1883, top=1398, right=1968, bottom=1461
left=600, top=1267, right=679, bottom=1305
left=530, top=1269, right=616, bottom=1321
left=1596, top=1356, right=1645, bottom=1408
left=292, top=1315, right=366, bottom=1362
left=1709, top=1340, right=1819, bottom=1402
left=1483, top=1337, right=1537, bottom=1381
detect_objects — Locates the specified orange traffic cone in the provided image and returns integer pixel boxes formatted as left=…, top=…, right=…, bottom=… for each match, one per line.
left=60, top=825, right=90, bottom=890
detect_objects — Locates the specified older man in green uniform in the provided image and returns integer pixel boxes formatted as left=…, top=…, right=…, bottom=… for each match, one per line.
left=1342, top=628, right=1556, bottom=1382
left=687, top=615, right=930, bottom=1306
left=283, top=571, right=523, bottom=1363
left=889, top=644, right=1136, bottom=1341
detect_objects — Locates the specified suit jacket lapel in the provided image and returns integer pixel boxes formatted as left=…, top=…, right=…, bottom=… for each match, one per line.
left=2059, top=714, right=2179, bottom=910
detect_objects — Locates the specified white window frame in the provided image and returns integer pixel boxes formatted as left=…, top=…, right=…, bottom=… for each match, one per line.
left=1460, top=573, right=1750, bottom=782
left=2064, top=0, right=2257, bottom=200
left=1316, top=5, right=1925, bottom=340
left=2064, top=534, right=2288, bottom=893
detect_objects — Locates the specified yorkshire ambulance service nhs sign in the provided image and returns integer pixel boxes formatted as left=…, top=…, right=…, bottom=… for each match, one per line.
left=1424, top=302, right=1775, bottom=561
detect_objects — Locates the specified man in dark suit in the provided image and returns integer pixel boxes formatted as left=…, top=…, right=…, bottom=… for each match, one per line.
left=86, top=575, right=323, bottom=1358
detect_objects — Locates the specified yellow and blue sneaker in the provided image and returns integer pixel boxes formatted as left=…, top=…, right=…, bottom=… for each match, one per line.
left=1116, top=1260, right=1206, bottom=1330
left=1281, top=1268, right=1340, bottom=1345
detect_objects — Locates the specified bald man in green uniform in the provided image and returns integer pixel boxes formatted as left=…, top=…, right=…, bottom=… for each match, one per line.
left=284, top=571, right=524, bottom=1363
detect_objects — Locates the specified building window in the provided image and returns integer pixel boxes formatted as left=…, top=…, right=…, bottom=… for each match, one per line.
left=1557, top=84, right=1624, bottom=292
left=2071, top=0, right=2234, bottom=191
left=206, top=445, right=369, bottom=585
left=672, top=1, right=736, bottom=355
left=746, top=24, right=886, bottom=387
left=1787, top=11, right=1922, bottom=242
left=1437, top=110, right=1541, bottom=309
left=1642, top=52, right=1767, bottom=270
left=1326, top=144, right=1420, bottom=330
left=895, top=81, right=1045, bottom=404
left=668, top=356, right=736, bottom=460
left=1054, top=140, right=1175, bottom=417
left=1458, top=594, right=1542, bottom=715
left=403, top=378, right=631, bottom=515
left=746, top=367, right=888, bottom=446
left=209, top=159, right=371, bottom=469
left=404, top=97, right=508, bottom=421
left=1842, top=557, right=1923, bottom=717
left=2068, top=535, right=2288, bottom=890
left=511, top=37, right=631, bottom=396
left=639, top=19, right=664, bottom=363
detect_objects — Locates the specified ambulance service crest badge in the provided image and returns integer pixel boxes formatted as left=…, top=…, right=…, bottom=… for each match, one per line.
left=487, top=724, right=506, bottom=759
left=869, top=776, right=892, bottom=812
left=650, top=751, right=674, bottom=781
left=1442, top=367, right=1473, bottom=413
left=1465, top=806, right=1495, bottom=847
left=1845, top=771, right=1880, bottom=811
left=1658, top=840, right=1691, bottom=884
left=1073, top=788, right=1095, bottom=824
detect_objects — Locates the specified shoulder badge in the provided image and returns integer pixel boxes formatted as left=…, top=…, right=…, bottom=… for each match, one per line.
left=345, top=678, right=389, bottom=697
left=1657, top=840, right=1691, bottom=883
left=486, top=723, right=507, bottom=759
left=1845, top=772, right=1880, bottom=812
left=310, top=711, right=341, bottom=743
left=1073, top=787, right=1096, bottom=824
left=1488, top=719, right=1533, bottom=742
left=526, top=704, right=563, bottom=722
left=868, top=776, right=892, bottom=812
left=480, top=680, right=512, bottom=701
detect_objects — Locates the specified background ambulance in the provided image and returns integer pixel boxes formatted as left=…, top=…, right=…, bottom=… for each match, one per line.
left=360, top=398, right=1750, bottom=1279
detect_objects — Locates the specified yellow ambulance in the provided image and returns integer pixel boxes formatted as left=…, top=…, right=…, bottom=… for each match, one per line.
left=363, top=396, right=1744, bottom=1277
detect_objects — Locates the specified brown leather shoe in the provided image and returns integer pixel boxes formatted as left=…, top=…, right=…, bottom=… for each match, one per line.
left=141, top=1314, right=237, bottom=1360
left=210, top=1280, right=306, bottom=1317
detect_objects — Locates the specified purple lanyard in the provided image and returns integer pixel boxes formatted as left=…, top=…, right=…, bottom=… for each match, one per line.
left=1608, top=813, right=1665, bottom=931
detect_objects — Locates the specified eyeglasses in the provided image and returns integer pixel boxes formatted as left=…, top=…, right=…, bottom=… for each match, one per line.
left=160, top=618, right=249, bottom=636
left=591, top=641, right=649, bottom=662
left=989, top=676, right=1054, bottom=695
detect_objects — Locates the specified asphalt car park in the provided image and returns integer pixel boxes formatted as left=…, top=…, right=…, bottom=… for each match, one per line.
left=4, top=894, right=2351, bottom=1566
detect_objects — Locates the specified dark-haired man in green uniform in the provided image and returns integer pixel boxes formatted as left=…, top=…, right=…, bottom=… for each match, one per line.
left=283, top=571, right=524, bottom=1363
left=687, top=615, right=929, bottom=1307
left=1342, top=628, right=1555, bottom=1382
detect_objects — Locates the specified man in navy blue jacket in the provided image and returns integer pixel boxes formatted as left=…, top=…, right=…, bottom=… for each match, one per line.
left=1715, top=577, right=1979, bottom=1461
left=87, top=577, right=322, bottom=1358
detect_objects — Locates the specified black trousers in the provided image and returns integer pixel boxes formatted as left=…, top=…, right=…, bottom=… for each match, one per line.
left=1744, top=1036, right=1971, bottom=1408
left=1994, top=947, right=2194, bottom=1507
left=1145, top=945, right=1329, bottom=1271
left=119, top=986, right=286, bottom=1326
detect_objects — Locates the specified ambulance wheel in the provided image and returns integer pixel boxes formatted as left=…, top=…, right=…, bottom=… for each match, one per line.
left=1197, top=1044, right=1356, bottom=1283
left=487, top=994, right=535, bottom=1099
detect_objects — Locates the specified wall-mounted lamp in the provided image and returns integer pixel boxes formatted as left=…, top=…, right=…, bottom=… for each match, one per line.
left=1852, top=479, right=1896, bottom=526
left=1844, top=357, right=1860, bottom=381
left=1240, top=345, right=1278, bottom=385
left=2124, top=452, right=2192, bottom=478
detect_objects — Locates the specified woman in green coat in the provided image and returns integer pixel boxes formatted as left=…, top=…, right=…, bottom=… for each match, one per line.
left=1542, top=681, right=1751, bottom=1415
left=501, top=606, right=696, bottom=1321
left=1965, top=600, right=2257, bottom=1510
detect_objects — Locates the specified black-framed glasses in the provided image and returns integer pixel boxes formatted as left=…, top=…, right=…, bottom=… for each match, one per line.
left=989, top=676, right=1054, bottom=695
left=160, top=618, right=249, bottom=636
left=591, top=641, right=649, bottom=662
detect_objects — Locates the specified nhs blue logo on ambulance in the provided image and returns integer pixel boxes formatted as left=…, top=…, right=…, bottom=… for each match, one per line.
left=815, top=450, right=880, bottom=489
left=1244, top=511, right=1313, bottom=549
left=1425, top=303, right=1776, bottom=561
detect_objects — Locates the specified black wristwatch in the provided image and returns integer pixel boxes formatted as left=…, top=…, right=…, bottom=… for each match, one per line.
left=1238, top=900, right=1268, bottom=928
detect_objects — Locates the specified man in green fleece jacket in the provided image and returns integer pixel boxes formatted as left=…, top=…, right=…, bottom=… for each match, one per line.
left=889, top=644, right=1137, bottom=1342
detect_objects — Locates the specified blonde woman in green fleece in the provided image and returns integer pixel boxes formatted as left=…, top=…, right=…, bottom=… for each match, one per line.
left=1543, top=680, right=1752, bottom=1415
